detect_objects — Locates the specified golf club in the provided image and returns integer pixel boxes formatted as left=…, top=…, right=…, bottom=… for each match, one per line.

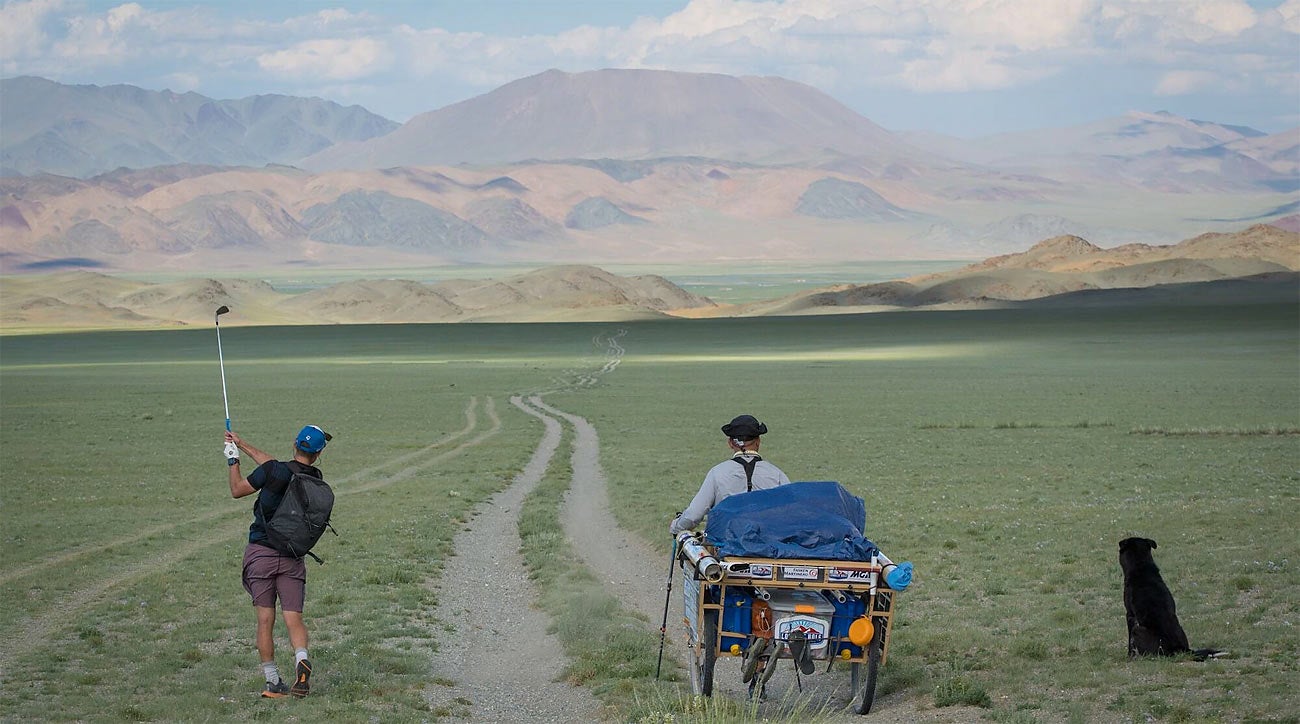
left=214, top=305, right=231, bottom=431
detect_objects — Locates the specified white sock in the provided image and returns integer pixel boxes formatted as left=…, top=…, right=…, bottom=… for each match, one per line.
left=262, top=661, right=281, bottom=684
left=295, top=648, right=309, bottom=665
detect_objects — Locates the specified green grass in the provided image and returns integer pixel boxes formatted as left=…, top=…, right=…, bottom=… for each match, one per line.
left=2, top=302, right=1298, bottom=721
left=517, top=425, right=669, bottom=704
left=549, top=303, right=1300, bottom=722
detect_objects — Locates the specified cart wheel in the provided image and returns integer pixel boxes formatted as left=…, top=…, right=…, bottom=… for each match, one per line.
left=849, top=617, right=885, bottom=715
left=689, top=610, right=719, bottom=697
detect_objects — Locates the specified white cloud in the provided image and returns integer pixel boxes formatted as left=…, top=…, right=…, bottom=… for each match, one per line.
left=1154, top=69, right=1219, bottom=95
left=1272, top=0, right=1300, bottom=32
left=163, top=71, right=200, bottom=92
left=105, top=2, right=143, bottom=32
left=257, top=38, right=393, bottom=81
left=0, top=0, right=64, bottom=60
left=3, top=0, right=1296, bottom=129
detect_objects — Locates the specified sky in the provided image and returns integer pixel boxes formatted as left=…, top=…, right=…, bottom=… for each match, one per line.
left=2, top=0, right=1298, bottom=137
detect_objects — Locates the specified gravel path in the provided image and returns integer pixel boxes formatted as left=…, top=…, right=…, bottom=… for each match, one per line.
left=424, top=335, right=975, bottom=722
left=422, top=396, right=601, bottom=721
left=535, top=394, right=976, bottom=723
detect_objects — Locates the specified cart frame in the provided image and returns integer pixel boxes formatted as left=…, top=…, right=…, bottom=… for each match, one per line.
left=681, top=550, right=900, bottom=714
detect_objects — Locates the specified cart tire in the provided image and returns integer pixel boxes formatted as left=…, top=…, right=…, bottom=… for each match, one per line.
left=850, top=617, right=885, bottom=715
left=690, top=610, right=719, bottom=697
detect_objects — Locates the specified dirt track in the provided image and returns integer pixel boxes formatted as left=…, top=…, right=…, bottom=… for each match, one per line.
left=421, top=398, right=600, bottom=721
left=427, top=334, right=976, bottom=722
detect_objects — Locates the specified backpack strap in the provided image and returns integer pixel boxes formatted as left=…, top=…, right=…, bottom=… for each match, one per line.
left=731, top=454, right=762, bottom=492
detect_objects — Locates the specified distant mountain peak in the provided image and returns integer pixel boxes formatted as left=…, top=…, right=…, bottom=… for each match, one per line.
left=969, top=234, right=1103, bottom=272
left=1028, top=234, right=1102, bottom=254
left=302, top=67, right=910, bottom=170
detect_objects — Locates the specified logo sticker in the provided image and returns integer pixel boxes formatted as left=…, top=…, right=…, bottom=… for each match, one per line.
left=779, top=565, right=822, bottom=582
left=775, top=615, right=830, bottom=650
left=747, top=563, right=773, bottom=580
left=828, top=567, right=877, bottom=584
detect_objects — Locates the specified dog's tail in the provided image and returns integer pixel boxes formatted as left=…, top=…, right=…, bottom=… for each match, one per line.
left=1191, top=648, right=1226, bottom=661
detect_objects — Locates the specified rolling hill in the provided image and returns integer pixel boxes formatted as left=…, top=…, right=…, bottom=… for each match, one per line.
left=722, top=224, right=1300, bottom=316
left=0, top=265, right=717, bottom=330
left=2, top=224, right=1293, bottom=331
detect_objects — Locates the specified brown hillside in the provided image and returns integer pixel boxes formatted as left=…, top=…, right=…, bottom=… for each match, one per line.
left=0, top=265, right=715, bottom=331
left=775, top=223, right=1299, bottom=314
left=968, top=235, right=1104, bottom=272
left=1171, top=224, right=1300, bottom=268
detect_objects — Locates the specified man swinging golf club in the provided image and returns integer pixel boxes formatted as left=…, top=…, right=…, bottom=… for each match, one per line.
left=214, top=305, right=326, bottom=697
left=225, top=424, right=329, bottom=698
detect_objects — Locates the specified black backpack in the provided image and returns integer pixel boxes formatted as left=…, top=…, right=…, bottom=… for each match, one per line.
left=262, top=462, right=337, bottom=564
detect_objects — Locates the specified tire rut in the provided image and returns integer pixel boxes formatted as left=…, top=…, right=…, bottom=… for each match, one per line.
left=421, top=397, right=599, bottom=721
left=0, top=396, right=485, bottom=588
left=0, top=396, right=499, bottom=675
left=530, top=338, right=940, bottom=722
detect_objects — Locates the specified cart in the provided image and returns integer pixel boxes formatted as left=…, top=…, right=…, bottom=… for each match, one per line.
left=675, top=481, right=906, bottom=715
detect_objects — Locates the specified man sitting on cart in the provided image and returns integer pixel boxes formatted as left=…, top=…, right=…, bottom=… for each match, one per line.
left=670, top=414, right=790, bottom=535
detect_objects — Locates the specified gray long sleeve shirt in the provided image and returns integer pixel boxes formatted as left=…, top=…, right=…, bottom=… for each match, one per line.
left=671, top=453, right=790, bottom=534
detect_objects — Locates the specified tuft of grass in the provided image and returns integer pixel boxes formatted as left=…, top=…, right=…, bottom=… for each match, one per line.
left=517, top=427, right=667, bottom=710
left=627, top=685, right=845, bottom=723
left=934, top=675, right=991, bottom=707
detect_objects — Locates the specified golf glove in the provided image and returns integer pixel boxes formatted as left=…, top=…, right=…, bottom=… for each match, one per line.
left=884, top=561, right=913, bottom=591
left=223, top=441, right=239, bottom=465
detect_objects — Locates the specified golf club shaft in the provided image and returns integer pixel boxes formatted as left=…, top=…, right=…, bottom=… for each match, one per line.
left=215, top=317, right=230, bottom=431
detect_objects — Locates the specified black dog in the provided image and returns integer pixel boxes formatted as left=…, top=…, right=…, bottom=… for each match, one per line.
left=1118, top=537, right=1221, bottom=659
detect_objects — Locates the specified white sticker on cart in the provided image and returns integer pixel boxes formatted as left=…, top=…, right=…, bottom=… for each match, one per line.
left=747, top=563, right=773, bottom=579
left=828, top=567, right=877, bottom=584
left=776, top=615, right=830, bottom=650
left=780, top=565, right=821, bottom=581
left=682, top=573, right=700, bottom=638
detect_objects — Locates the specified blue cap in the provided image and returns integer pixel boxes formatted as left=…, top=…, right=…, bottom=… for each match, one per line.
left=295, top=425, right=329, bottom=453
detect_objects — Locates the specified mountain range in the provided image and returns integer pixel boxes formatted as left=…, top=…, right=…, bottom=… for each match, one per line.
left=0, top=70, right=1297, bottom=273
left=0, top=75, right=397, bottom=178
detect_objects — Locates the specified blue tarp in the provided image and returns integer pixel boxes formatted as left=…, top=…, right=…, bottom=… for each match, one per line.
left=703, top=481, right=879, bottom=561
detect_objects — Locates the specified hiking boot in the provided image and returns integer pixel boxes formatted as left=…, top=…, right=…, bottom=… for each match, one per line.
left=261, top=680, right=289, bottom=698
left=289, top=659, right=311, bottom=698
left=789, top=631, right=816, bottom=675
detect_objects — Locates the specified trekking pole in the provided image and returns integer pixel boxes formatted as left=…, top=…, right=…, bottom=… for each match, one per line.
left=654, top=519, right=681, bottom=680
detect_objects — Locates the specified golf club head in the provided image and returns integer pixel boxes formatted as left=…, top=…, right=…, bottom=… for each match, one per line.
left=215, top=305, right=230, bottom=317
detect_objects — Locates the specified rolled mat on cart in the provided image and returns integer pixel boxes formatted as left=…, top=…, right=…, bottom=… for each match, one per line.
left=703, top=481, right=879, bottom=560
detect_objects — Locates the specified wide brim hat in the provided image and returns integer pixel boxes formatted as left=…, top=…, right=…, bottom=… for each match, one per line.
left=721, top=414, right=767, bottom=439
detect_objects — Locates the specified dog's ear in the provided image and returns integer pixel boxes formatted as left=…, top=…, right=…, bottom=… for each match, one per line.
left=1145, top=538, right=1157, bottom=550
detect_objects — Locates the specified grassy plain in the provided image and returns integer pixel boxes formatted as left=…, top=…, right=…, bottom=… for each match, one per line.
left=1, top=302, right=1297, bottom=722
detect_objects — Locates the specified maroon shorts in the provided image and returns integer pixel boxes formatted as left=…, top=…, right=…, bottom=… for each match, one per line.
left=241, top=543, right=306, bottom=612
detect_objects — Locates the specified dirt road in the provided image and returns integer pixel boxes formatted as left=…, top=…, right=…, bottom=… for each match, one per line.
left=421, top=398, right=600, bottom=721
left=424, top=334, right=974, bottom=722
